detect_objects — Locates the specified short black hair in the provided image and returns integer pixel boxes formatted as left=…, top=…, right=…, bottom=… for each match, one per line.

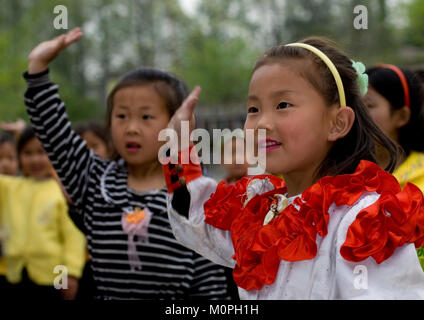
left=17, top=126, right=37, bottom=155
left=0, top=131, right=15, bottom=145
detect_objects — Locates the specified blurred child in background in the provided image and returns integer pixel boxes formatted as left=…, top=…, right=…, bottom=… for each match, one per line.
left=0, top=132, right=19, bottom=176
left=365, top=64, right=424, bottom=270
left=75, top=121, right=111, bottom=159
left=0, top=126, right=86, bottom=300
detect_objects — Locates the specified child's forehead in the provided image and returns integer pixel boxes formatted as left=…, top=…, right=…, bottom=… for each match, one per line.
left=249, top=60, right=317, bottom=95
left=0, top=142, right=17, bottom=156
left=0, top=140, right=15, bottom=148
left=113, top=85, right=168, bottom=108
left=114, top=84, right=160, bottom=99
left=0, top=140, right=16, bottom=151
left=21, top=137, right=42, bottom=149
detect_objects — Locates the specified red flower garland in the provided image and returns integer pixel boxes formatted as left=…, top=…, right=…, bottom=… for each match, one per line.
left=203, top=160, right=424, bottom=291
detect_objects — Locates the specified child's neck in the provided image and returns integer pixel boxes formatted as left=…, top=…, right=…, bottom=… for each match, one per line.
left=281, top=171, right=317, bottom=198
left=127, top=161, right=165, bottom=192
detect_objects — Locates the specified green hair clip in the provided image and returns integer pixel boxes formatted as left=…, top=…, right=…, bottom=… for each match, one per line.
left=351, top=60, right=369, bottom=96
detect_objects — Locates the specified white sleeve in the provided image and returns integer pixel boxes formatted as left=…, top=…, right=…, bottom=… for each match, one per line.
left=167, top=176, right=236, bottom=268
left=333, top=193, right=424, bottom=299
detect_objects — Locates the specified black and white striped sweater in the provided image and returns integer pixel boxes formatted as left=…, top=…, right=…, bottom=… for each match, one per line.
left=23, top=69, right=232, bottom=300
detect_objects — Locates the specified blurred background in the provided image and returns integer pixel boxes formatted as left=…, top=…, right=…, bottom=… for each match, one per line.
left=0, top=0, right=423, bottom=131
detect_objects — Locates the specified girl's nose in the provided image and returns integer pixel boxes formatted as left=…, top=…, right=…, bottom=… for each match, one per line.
left=126, top=120, right=140, bottom=135
left=256, top=111, right=274, bottom=131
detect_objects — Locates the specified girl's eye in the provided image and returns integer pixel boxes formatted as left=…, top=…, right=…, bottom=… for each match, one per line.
left=247, top=106, right=258, bottom=113
left=117, top=114, right=126, bottom=119
left=365, top=102, right=375, bottom=109
left=277, top=102, right=291, bottom=109
left=142, top=115, right=153, bottom=120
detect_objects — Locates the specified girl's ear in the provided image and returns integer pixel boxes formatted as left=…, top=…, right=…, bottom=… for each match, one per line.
left=328, top=106, right=355, bottom=142
left=392, top=106, right=411, bottom=129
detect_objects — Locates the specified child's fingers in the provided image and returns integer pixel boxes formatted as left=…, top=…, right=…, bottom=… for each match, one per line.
left=182, top=86, right=201, bottom=115
left=63, top=27, right=83, bottom=47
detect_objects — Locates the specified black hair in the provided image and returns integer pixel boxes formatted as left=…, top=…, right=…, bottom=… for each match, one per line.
left=75, top=121, right=109, bottom=145
left=0, top=131, right=15, bottom=145
left=17, top=126, right=37, bottom=156
left=415, top=69, right=424, bottom=83
left=367, top=66, right=424, bottom=155
left=253, top=37, right=400, bottom=178
left=106, top=67, right=189, bottom=128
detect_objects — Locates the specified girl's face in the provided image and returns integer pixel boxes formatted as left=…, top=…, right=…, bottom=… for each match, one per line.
left=110, top=84, right=171, bottom=168
left=244, top=61, right=337, bottom=178
left=82, top=131, right=109, bottom=159
left=19, top=137, right=52, bottom=180
left=364, top=86, right=399, bottom=142
left=0, top=141, right=18, bottom=176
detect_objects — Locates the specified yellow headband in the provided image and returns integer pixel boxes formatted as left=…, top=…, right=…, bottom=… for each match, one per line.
left=285, top=43, right=346, bottom=107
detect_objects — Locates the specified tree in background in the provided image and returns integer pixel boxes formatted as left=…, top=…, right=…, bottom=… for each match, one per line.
left=0, top=0, right=422, bottom=124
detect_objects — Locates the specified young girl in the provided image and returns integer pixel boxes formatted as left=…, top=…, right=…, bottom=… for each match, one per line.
left=23, top=28, right=233, bottom=300
left=162, top=37, right=424, bottom=299
left=365, top=65, right=424, bottom=190
left=0, top=126, right=86, bottom=300
left=365, top=64, right=424, bottom=270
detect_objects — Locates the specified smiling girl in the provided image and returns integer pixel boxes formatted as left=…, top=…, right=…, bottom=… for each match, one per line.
left=163, top=37, right=424, bottom=299
left=23, top=28, right=233, bottom=300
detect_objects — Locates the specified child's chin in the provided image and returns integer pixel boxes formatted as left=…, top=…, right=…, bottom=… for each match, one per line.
left=124, top=157, right=155, bottom=167
left=264, top=163, right=286, bottom=176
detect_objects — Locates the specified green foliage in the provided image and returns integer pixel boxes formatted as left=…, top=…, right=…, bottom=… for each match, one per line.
left=0, top=0, right=421, bottom=124
left=175, top=34, right=259, bottom=105
left=406, top=0, right=424, bottom=47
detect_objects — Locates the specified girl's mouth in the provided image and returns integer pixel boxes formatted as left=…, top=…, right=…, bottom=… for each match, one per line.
left=30, top=166, right=45, bottom=174
left=126, top=141, right=141, bottom=153
left=259, top=139, right=282, bottom=152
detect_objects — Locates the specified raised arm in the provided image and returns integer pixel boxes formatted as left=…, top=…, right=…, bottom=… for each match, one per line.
left=23, top=28, right=97, bottom=208
left=162, top=88, right=235, bottom=268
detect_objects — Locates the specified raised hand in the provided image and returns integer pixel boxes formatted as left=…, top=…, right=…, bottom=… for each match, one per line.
left=167, top=86, right=201, bottom=149
left=28, top=27, right=83, bottom=74
left=0, top=118, right=26, bottom=136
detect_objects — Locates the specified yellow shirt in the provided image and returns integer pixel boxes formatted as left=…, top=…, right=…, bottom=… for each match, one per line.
left=393, top=151, right=424, bottom=191
left=0, top=175, right=86, bottom=285
left=393, top=151, right=424, bottom=271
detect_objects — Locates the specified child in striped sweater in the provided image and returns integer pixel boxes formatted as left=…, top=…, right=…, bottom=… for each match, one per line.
left=23, top=28, right=234, bottom=300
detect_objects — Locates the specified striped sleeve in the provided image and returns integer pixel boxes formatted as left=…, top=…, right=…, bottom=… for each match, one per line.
left=188, top=253, right=232, bottom=300
left=23, top=69, right=94, bottom=209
